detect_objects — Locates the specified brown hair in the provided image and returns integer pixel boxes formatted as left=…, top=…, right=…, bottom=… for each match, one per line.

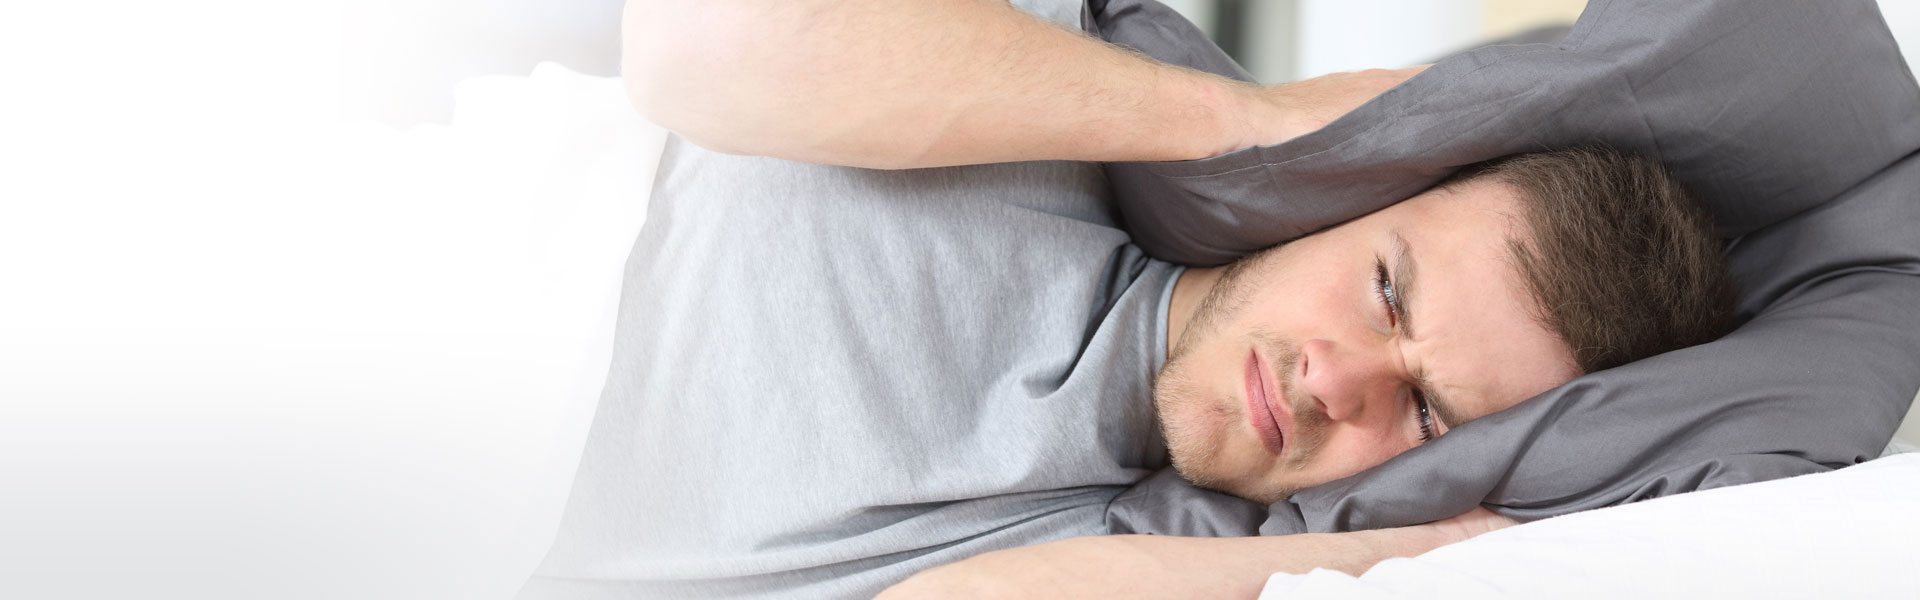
left=1459, top=146, right=1737, bottom=373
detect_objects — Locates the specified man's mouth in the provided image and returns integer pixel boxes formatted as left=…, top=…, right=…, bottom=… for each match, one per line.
left=1244, top=349, right=1286, bottom=456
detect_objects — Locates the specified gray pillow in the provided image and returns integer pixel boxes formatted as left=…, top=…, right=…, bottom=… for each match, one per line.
left=1086, top=0, right=1920, bottom=535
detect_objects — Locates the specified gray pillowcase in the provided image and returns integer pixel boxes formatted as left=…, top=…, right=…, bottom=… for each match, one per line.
left=1086, top=0, right=1920, bottom=535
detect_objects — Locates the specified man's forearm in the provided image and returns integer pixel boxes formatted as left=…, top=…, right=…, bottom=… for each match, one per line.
left=876, top=528, right=1446, bottom=599
left=625, top=0, right=1276, bottom=169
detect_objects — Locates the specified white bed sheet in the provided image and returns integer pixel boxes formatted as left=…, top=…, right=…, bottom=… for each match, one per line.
left=1260, top=452, right=1920, bottom=599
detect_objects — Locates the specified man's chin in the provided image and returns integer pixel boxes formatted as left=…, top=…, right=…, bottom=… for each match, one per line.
left=1168, top=459, right=1295, bottom=505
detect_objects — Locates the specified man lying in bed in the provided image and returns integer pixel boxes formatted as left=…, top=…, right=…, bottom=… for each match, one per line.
left=518, top=1, right=1733, bottom=598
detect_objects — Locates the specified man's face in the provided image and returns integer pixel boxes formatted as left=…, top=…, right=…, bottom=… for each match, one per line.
left=1153, top=179, right=1582, bottom=504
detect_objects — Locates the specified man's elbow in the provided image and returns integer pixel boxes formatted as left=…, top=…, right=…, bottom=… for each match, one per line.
left=620, top=56, right=736, bottom=154
left=621, top=1, right=709, bottom=130
left=620, top=0, right=784, bottom=156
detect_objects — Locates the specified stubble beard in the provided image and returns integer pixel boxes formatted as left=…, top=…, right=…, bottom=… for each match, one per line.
left=1151, top=249, right=1334, bottom=503
left=1152, top=353, right=1233, bottom=490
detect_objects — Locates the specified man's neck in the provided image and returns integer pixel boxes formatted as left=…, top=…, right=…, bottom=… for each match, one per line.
left=1166, top=265, right=1223, bottom=359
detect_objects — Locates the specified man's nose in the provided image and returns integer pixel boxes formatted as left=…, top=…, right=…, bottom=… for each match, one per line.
left=1298, top=338, right=1400, bottom=423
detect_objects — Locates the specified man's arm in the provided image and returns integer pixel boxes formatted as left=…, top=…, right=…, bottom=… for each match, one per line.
left=876, top=507, right=1514, bottom=599
left=625, top=0, right=1418, bottom=169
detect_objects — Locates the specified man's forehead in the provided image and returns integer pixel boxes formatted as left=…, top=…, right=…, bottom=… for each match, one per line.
left=1390, top=182, right=1578, bottom=423
left=1391, top=193, right=1525, bottom=280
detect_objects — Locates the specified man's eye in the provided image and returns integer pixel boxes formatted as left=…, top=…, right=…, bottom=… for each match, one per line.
left=1374, top=259, right=1399, bottom=326
left=1413, top=389, right=1436, bottom=443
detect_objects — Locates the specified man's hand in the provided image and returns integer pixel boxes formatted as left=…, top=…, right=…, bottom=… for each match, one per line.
left=1250, top=66, right=1430, bottom=147
left=877, top=503, right=1513, bottom=600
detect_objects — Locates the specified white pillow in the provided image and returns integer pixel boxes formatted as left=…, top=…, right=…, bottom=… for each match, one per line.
left=1260, top=453, right=1920, bottom=599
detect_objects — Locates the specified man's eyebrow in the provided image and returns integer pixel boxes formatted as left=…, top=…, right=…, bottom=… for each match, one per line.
left=1390, top=230, right=1419, bottom=341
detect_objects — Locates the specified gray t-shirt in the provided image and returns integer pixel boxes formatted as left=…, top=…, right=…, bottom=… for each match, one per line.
left=516, top=135, right=1182, bottom=599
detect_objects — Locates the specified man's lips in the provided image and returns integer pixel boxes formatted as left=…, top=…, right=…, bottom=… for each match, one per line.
left=1244, top=349, right=1286, bottom=456
left=1261, top=349, right=1296, bottom=453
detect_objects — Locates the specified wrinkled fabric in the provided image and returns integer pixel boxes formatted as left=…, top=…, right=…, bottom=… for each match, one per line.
left=1091, top=0, right=1920, bottom=536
